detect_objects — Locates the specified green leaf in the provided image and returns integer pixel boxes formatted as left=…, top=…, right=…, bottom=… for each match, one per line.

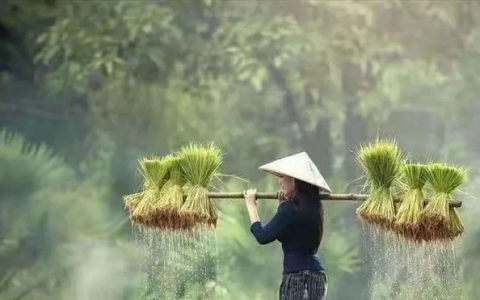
left=251, top=76, right=262, bottom=92
left=105, top=61, right=114, bottom=75
left=237, top=70, right=251, bottom=81
left=273, top=56, right=282, bottom=67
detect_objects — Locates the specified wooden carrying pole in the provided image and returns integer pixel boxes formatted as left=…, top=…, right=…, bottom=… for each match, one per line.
left=207, top=192, right=463, bottom=208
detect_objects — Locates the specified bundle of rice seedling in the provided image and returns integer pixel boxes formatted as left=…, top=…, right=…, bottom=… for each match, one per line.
left=178, top=143, right=223, bottom=229
left=394, top=164, right=428, bottom=242
left=420, top=163, right=467, bottom=241
left=158, top=159, right=193, bottom=231
left=131, top=156, right=174, bottom=227
left=123, top=192, right=144, bottom=215
left=356, top=139, right=403, bottom=230
left=448, top=206, right=465, bottom=239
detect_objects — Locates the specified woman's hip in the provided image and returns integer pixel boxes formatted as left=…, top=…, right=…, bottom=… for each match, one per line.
left=279, top=270, right=328, bottom=300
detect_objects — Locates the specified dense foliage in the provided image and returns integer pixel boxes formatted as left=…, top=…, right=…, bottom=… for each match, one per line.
left=1, top=1, right=480, bottom=299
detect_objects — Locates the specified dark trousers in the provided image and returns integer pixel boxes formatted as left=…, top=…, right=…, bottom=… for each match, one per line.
left=279, top=270, right=328, bottom=300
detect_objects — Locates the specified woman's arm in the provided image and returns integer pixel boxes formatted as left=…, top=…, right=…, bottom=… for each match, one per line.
left=244, top=189, right=260, bottom=225
left=244, top=189, right=293, bottom=245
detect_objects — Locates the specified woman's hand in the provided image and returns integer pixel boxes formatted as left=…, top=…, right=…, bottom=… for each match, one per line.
left=243, top=188, right=257, bottom=208
left=278, top=191, right=285, bottom=203
left=278, top=191, right=290, bottom=204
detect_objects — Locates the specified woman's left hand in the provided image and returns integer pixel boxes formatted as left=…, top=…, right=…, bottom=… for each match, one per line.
left=243, top=188, right=257, bottom=208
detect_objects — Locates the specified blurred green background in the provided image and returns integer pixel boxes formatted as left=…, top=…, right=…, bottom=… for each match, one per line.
left=1, top=1, right=480, bottom=299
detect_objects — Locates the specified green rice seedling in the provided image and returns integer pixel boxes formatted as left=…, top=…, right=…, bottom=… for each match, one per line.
left=123, top=192, right=144, bottom=215
left=131, top=187, right=157, bottom=228
left=356, top=138, right=403, bottom=230
left=421, top=163, right=467, bottom=242
left=394, top=164, right=428, bottom=242
left=157, top=159, right=194, bottom=231
left=178, top=143, right=223, bottom=229
left=448, top=206, right=464, bottom=239
left=131, top=156, right=174, bottom=228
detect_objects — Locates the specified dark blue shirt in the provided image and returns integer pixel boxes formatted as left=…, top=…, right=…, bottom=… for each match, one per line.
left=250, top=200, right=324, bottom=274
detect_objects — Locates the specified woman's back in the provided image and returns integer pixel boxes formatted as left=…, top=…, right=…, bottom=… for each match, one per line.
left=278, top=199, right=322, bottom=255
left=278, top=194, right=324, bottom=274
left=250, top=191, right=324, bottom=274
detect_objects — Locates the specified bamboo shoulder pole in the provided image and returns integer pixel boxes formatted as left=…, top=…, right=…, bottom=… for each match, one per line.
left=207, top=192, right=462, bottom=208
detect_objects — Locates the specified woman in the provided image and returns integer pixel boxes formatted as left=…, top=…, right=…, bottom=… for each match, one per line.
left=243, top=152, right=329, bottom=300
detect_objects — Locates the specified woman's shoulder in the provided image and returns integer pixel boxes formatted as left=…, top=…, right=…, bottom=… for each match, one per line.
left=278, top=200, right=294, bottom=208
left=278, top=200, right=296, bottom=214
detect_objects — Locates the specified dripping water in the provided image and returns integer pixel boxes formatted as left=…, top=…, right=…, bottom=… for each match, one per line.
left=367, top=225, right=464, bottom=300
left=134, top=227, right=220, bottom=300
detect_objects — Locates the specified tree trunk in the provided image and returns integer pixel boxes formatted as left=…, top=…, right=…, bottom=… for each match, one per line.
left=341, top=61, right=370, bottom=300
left=307, top=116, right=333, bottom=178
left=269, top=66, right=333, bottom=178
left=341, top=62, right=368, bottom=186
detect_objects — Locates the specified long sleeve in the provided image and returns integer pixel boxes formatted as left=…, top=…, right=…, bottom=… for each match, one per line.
left=250, top=202, right=294, bottom=245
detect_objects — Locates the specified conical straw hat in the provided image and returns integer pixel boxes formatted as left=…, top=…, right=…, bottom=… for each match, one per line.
left=259, top=152, right=331, bottom=193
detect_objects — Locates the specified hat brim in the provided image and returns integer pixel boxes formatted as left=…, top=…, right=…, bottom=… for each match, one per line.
left=261, top=169, right=332, bottom=193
